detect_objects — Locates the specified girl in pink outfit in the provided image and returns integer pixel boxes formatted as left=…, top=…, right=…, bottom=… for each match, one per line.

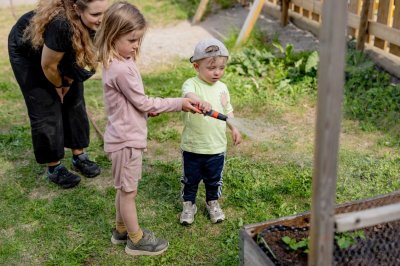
left=95, top=2, right=201, bottom=256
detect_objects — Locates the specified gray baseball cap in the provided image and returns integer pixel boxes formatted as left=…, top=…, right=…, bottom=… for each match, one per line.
left=190, top=38, right=229, bottom=63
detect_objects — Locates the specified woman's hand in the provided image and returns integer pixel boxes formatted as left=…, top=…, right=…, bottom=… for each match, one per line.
left=55, top=87, right=64, bottom=103
left=55, top=86, right=70, bottom=103
left=55, top=77, right=73, bottom=103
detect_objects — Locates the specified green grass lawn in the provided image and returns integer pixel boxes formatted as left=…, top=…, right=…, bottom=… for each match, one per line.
left=1, top=1, right=400, bottom=265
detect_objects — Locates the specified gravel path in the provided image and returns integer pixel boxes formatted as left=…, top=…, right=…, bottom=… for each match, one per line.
left=138, top=6, right=250, bottom=72
left=138, top=5, right=319, bottom=72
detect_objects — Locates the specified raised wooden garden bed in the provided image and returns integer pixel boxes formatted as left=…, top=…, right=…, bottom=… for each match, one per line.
left=239, top=190, right=400, bottom=266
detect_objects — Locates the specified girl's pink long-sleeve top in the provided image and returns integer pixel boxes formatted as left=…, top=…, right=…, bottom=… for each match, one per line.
left=102, top=58, right=183, bottom=152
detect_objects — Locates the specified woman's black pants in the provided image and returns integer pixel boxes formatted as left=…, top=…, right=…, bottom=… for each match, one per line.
left=8, top=48, right=90, bottom=164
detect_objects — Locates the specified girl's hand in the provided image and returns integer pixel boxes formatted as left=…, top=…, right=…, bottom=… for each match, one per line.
left=182, top=98, right=202, bottom=113
left=148, top=112, right=159, bottom=117
left=231, top=127, right=242, bottom=146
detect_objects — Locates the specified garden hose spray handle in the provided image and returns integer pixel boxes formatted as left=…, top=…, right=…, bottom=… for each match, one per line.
left=194, top=104, right=228, bottom=121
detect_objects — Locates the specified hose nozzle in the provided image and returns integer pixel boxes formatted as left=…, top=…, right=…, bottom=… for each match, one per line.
left=194, top=104, right=228, bottom=121
left=204, top=110, right=228, bottom=121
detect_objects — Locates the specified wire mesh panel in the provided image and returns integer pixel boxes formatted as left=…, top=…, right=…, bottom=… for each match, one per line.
left=254, top=192, right=400, bottom=266
left=334, top=221, right=400, bottom=265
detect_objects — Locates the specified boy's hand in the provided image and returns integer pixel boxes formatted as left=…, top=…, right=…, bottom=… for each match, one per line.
left=198, top=100, right=212, bottom=113
left=182, top=98, right=202, bottom=113
left=231, top=127, right=242, bottom=146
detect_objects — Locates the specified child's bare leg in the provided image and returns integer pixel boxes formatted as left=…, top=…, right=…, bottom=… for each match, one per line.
left=115, top=190, right=126, bottom=233
left=119, top=189, right=142, bottom=242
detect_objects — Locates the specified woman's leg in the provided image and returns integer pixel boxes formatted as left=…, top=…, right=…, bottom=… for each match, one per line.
left=62, top=82, right=90, bottom=150
left=63, top=84, right=100, bottom=177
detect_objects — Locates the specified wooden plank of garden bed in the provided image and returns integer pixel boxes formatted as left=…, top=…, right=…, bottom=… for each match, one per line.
left=308, top=0, right=347, bottom=265
left=239, top=229, right=274, bottom=266
left=335, top=202, right=400, bottom=232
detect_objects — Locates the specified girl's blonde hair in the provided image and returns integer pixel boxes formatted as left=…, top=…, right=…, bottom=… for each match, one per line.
left=23, top=0, right=101, bottom=71
left=95, top=1, right=146, bottom=68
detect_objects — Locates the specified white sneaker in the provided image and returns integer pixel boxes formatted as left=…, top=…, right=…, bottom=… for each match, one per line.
left=180, top=201, right=197, bottom=225
left=206, top=200, right=225, bottom=223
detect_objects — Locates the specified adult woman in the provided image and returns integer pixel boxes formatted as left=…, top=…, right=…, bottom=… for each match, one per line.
left=8, top=0, right=108, bottom=188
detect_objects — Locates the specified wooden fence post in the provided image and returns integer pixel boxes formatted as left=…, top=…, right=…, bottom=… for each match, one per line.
left=357, top=0, right=372, bottom=51
left=374, top=0, right=392, bottom=49
left=366, top=0, right=375, bottom=42
left=389, top=0, right=400, bottom=55
left=308, top=0, right=347, bottom=265
left=348, top=0, right=361, bottom=37
left=192, top=0, right=209, bottom=24
left=281, top=0, right=290, bottom=26
left=312, top=0, right=321, bottom=22
left=235, top=0, right=266, bottom=46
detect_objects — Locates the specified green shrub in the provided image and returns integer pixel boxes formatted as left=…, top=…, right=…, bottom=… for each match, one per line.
left=343, top=44, right=400, bottom=144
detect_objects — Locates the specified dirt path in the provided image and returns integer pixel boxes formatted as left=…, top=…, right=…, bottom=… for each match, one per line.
left=138, top=5, right=319, bottom=72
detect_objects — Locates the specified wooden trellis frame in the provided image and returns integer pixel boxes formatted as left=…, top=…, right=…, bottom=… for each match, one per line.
left=308, top=0, right=347, bottom=264
left=192, top=0, right=267, bottom=45
left=192, top=0, right=210, bottom=24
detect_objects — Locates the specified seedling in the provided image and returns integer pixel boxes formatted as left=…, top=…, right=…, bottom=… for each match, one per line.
left=335, top=230, right=366, bottom=250
left=281, top=236, right=309, bottom=253
left=281, top=230, right=366, bottom=253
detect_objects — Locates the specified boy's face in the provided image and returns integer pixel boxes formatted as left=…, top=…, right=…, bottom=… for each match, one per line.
left=194, top=56, right=227, bottom=84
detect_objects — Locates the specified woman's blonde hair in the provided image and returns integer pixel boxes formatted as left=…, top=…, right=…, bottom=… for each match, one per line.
left=23, top=0, right=100, bottom=71
left=95, top=1, right=146, bottom=68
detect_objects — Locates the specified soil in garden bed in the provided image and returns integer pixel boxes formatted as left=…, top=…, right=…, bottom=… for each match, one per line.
left=259, top=220, right=400, bottom=266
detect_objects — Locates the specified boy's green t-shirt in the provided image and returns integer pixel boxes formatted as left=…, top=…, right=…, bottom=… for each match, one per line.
left=181, top=76, right=233, bottom=154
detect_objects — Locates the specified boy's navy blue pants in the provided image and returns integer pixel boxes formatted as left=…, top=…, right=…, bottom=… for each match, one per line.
left=181, top=151, right=225, bottom=203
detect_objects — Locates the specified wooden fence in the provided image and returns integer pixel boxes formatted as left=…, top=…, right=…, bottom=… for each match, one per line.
left=263, top=0, right=400, bottom=77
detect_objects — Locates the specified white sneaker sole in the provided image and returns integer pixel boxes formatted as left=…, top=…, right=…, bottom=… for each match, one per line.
left=111, top=236, right=127, bottom=245
left=210, top=214, right=225, bottom=224
left=125, top=243, right=169, bottom=256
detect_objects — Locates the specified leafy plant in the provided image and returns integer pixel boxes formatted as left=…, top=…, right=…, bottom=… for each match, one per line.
left=228, top=48, right=275, bottom=78
left=281, top=236, right=309, bottom=253
left=343, top=42, right=400, bottom=144
left=335, top=230, right=366, bottom=250
left=281, top=230, right=365, bottom=254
